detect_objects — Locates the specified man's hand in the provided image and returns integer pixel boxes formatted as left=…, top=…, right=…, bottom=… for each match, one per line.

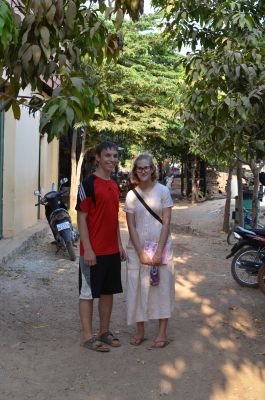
left=119, top=245, right=127, bottom=262
left=84, top=248, right=97, bottom=266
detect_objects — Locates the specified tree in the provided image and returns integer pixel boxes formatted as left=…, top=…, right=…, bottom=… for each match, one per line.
left=152, top=0, right=265, bottom=227
left=0, top=0, right=146, bottom=211
left=89, top=15, right=183, bottom=164
left=0, top=0, right=127, bottom=135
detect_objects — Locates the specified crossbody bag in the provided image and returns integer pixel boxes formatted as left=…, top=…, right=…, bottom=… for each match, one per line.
left=132, top=188, right=162, bottom=224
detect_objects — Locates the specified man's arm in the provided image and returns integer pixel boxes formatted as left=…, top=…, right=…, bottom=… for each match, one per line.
left=77, top=210, right=96, bottom=266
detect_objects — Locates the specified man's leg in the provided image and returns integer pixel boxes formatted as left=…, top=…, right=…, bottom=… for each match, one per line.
left=98, top=294, right=113, bottom=334
left=79, top=299, right=93, bottom=344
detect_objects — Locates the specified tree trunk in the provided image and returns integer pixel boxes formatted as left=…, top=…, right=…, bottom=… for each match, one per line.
left=69, top=128, right=88, bottom=212
left=69, top=130, right=78, bottom=212
left=236, top=152, right=244, bottom=226
left=184, top=157, right=188, bottom=197
left=191, top=157, right=197, bottom=204
left=223, top=161, right=235, bottom=233
left=250, top=158, right=259, bottom=228
left=180, top=160, right=184, bottom=196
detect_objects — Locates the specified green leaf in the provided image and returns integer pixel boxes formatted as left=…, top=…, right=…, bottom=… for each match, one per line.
left=70, top=77, right=84, bottom=92
left=65, top=0, right=76, bottom=31
left=40, top=26, right=50, bottom=47
left=46, top=4, right=56, bottom=25
left=43, top=103, right=59, bottom=121
left=32, top=45, right=42, bottom=66
left=114, top=9, right=124, bottom=29
left=66, top=107, right=74, bottom=126
left=40, top=40, right=51, bottom=59
left=11, top=101, right=20, bottom=120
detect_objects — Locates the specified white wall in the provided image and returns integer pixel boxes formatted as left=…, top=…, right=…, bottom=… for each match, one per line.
left=14, top=106, right=40, bottom=230
left=2, top=91, right=59, bottom=237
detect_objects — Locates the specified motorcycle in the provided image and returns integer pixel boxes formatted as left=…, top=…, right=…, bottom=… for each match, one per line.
left=226, top=226, right=265, bottom=287
left=258, top=264, right=265, bottom=295
left=34, top=178, right=79, bottom=261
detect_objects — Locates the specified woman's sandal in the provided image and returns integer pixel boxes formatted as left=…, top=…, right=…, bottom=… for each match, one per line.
left=151, top=340, right=170, bottom=349
left=130, top=336, right=147, bottom=346
left=81, top=337, right=110, bottom=352
left=98, top=331, right=121, bottom=347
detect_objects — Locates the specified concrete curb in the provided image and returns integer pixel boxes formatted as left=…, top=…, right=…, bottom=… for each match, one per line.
left=0, top=220, right=49, bottom=267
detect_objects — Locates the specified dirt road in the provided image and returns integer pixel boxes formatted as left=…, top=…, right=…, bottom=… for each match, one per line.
left=1, top=198, right=265, bottom=400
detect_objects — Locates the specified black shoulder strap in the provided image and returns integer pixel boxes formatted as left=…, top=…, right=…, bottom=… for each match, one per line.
left=86, top=174, right=97, bottom=208
left=132, top=188, right=163, bottom=224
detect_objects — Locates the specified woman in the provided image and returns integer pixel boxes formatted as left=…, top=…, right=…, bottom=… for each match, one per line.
left=125, top=154, right=175, bottom=348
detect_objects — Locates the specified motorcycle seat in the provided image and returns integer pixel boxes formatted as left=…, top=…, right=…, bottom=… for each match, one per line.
left=235, top=226, right=265, bottom=237
left=251, top=228, right=265, bottom=237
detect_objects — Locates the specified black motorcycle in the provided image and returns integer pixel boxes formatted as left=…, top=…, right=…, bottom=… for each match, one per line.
left=258, top=264, right=265, bottom=295
left=226, top=226, right=265, bottom=287
left=34, top=178, right=79, bottom=261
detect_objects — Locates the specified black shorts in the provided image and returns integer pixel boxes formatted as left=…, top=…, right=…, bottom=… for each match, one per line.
left=79, top=253, right=123, bottom=299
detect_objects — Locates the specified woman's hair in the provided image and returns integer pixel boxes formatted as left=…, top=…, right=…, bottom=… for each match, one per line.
left=131, top=154, right=158, bottom=184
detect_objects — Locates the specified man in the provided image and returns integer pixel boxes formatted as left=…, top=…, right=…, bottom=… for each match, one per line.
left=76, top=141, right=126, bottom=352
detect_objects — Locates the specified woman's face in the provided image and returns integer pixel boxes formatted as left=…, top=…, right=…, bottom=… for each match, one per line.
left=135, top=159, right=153, bottom=182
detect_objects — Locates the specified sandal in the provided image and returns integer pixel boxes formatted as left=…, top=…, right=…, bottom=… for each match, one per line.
left=130, top=336, right=147, bottom=346
left=151, top=340, right=170, bottom=349
left=98, top=331, right=121, bottom=347
left=81, top=337, right=110, bottom=352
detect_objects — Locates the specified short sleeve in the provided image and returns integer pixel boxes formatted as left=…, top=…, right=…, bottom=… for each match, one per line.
left=161, top=185, right=173, bottom=208
left=75, top=180, right=90, bottom=212
left=124, top=190, right=137, bottom=214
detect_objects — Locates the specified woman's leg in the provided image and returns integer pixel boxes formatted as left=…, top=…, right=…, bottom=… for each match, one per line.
left=152, top=318, right=169, bottom=348
left=130, top=321, right=145, bottom=345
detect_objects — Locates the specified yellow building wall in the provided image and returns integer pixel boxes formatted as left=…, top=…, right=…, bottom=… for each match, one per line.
left=2, top=103, right=59, bottom=238
left=39, top=135, right=59, bottom=219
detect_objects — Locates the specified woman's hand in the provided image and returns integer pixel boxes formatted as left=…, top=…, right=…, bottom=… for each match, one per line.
left=139, top=251, right=153, bottom=265
left=152, top=252, right=163, bottom=266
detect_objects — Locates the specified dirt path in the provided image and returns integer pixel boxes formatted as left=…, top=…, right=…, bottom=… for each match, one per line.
left=1, top=199, right=265, bottom=400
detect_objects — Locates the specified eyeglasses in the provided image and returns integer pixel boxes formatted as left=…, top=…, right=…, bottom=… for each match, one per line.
left=136, top=166, right=151, bottom=173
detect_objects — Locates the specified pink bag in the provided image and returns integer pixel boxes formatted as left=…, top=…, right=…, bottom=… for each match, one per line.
left=144, top=240, right=170, bottom=265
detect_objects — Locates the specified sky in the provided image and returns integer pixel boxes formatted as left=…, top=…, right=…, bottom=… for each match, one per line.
left=144, top=0, right=153, bottom=14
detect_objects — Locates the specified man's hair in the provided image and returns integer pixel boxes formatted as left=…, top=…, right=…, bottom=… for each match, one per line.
left=95, top=141, right=118, bottom=156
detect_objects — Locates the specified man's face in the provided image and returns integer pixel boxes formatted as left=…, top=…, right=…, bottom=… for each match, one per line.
left=96, top=147, right=118, bottom=173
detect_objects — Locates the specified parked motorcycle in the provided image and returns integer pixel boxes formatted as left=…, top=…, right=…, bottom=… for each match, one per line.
left=258, top=264, right=265, bottom=295
left=34, top=178, right=79, bottom=261
left=226, top=226, right=265, bottom=287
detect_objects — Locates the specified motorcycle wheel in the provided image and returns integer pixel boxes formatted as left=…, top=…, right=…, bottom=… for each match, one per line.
left=231, top=246, right=260, bottom=288
left=66, top=241, right=76, bottom=261
left=258, top=264, right=265, bottom=295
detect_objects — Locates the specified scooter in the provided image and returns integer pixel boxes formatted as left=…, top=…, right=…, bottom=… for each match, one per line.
left=226, top=226, right=265, bottom=287
left=258, top=264, right=265, bottom=295
left=34, top=178, right=79, bottom=261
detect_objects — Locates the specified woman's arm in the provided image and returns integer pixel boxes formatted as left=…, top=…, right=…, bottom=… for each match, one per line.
left=117, top=223, right=126, bottom=261
left=153, top=207, right=171, bottom=266
left=126, top=212, right=152, bottom=265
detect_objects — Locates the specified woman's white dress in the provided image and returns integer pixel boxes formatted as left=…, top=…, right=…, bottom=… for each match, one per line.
left=125, top=182, right=175, bottom=325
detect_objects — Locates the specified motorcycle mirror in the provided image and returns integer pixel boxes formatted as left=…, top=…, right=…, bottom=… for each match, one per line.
left=34, top=190, right=40, bottom=196
left=60, top=177, right=68, bottom=185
